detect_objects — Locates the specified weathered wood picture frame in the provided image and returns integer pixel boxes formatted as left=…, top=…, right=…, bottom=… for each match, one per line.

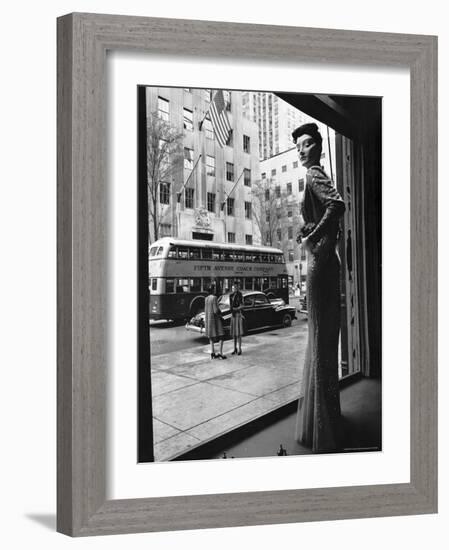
left=57, top=12, right=437, bottom=537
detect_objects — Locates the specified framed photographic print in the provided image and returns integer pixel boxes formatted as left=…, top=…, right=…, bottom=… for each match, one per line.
left=57, top=13, right=437, bottom=536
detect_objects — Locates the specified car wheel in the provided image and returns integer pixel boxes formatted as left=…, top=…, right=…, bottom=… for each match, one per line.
left=282, top=313, right=292, bottom=328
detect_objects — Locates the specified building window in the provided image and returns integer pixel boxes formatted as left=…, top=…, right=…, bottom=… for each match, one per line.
left=205, top=117, right=214, bottom=140
left=266, top=231, right=271, bottom=243
left=293, top=160, right=298, bottom=169
left=185, top=187, right=194, bottom=209
left=301, top=249, right=306, bottom=260
left=261, top=172, right=266, bottom=179
left=245, top=234, right=253, bottom=245
left=243, top=134, right=250, bottom=153
left=184, top=147, right=193, bottom=170
left=207, top=192, right=215, bottom=213
left=265, top=211, right=270, bottom=222
left=277, top=228, right=282, bottom=241
left=287, top=182, right=292, bottom=195
left=287, top=209, right=292, bottom=218
left=227, top=197, right=235, bottom=216
left=282, top=164, right=287, bottom=173
left=159, top=182, right=170, bottom=205
left=288, top=249, right=294, bottom=262
left=271, top=168, right=276, bottom=177
left=223, top=90, right=231, bottom=111
left=183, top=108, right=193, bottom=131
left=298, top=178, right=305, bottom=192
left=275, top=186, right=281, bottom=198
left=321, top=152, right=325, bottom=159
left=160, top=223, right=172, bottom=237
left=244, top=168, right=251, bottom=187
left=158, top=96, right=169, bottom=121
left=206, top=155, right=215, bottom=177
left=227, top=232, right=235, bottom=243
left=226, top=162, right=234, bottom=182
left=288, top=226, right=293, bottom=239
left=245, top=202, right=252, bottom=219
left=226, top=129, right=233, bottom=147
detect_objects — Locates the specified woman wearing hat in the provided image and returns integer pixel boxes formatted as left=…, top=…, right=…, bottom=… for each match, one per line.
left=204, top=285, right=226, bottom=360
left=293, top=122, right=345, bottom=453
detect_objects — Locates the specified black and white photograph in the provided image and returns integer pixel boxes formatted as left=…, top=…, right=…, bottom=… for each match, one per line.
left=138, top=85, right=382, bottom=462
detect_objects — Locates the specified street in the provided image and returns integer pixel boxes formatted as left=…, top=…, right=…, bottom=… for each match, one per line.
left=149, top=295, right=305, bottom=356
left=148, top=300, right=309, bottom=461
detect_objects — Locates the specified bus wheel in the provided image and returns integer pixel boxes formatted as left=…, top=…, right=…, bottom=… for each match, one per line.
left=282, top=313, right=292, bottom=328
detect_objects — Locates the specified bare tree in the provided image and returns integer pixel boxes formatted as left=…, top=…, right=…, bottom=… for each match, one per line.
left=252, top=177, right=302, bottom=254
left=147, top=111, right=183, bottom=242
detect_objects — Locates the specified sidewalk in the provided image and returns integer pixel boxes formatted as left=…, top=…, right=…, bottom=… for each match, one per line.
left=151, top=321, right=308, bottom=461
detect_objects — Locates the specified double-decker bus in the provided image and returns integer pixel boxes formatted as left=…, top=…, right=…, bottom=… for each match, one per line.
left=148, top=238, right=289, bottom=321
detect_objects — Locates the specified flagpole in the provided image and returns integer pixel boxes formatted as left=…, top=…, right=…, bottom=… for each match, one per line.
left=220, top=168, right=245, bottom=211
left=220, top=168, right=245, bottom=242
left=176, top=154, right=202, bottom=203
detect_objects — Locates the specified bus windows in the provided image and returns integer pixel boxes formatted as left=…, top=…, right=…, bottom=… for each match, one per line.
left=202, top=248, right=212, bottom=260
left=176, top=278, right=189, bottom=292
left=269, top=254, right=275, bottom=263
left=165, top=279, right=175, bottom=293
left=189, top=248, right=201, bottom=260
left=149, top=246, right=158, bottom=257
left=253, top=253, right=261, bottom=263
left=190, top=278, right=201, bottom=292
left=261, top=253, right=269, bottom=263
left=151, top=278, right=158, bottom=291
left=202, top=277, right=212, bottom=291
left=222, top=278, right=231, bottom=293
left=178, top=247, right=189, bottom=260
left=223, top=250, right=233, bottom=262
left=244, top=277, right=253, bottom=290
left=167, top=247, right=177, bottom=259
left=235, top=251, right=244, bottom=262
left=275, top=254, right=284, bottom=263
left=212, top=249, right=221, bottom=261
left=156, top=246, right=164, bottom=256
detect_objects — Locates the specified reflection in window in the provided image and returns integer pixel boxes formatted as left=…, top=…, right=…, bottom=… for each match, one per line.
left=176, top=279, right=189, bottom=293
left=165, top=279, right=175, bottom=293
left=190, top=278, right=201, bottom=292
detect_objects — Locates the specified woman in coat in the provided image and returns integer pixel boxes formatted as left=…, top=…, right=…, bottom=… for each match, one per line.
left=204, top=285, right=226, bottom=360
left=293, top=122, right=346, bottom=453
left=229, top=281, right=244, bottom=355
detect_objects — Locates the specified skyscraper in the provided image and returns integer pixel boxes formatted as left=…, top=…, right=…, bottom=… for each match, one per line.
left=242, top=92, right=309, bottom=160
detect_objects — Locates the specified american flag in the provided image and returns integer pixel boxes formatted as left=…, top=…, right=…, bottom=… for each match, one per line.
left=209, top=90, right=232, bottom=148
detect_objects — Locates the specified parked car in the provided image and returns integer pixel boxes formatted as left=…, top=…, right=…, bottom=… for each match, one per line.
left=185, top=291, right=297, bottom=336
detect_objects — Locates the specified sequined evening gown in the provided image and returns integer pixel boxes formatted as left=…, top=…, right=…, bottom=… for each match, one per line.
left=295, top=165, right=346, bottom=452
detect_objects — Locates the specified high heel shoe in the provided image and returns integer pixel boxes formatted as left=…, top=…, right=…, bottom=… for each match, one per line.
left=231, top=349, right=238, bottom=355
left=216, top=353, right=227, bottom=360
left=238, top=350, right=242, bottom=355
left=211, top=353, right=217, bottom=359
